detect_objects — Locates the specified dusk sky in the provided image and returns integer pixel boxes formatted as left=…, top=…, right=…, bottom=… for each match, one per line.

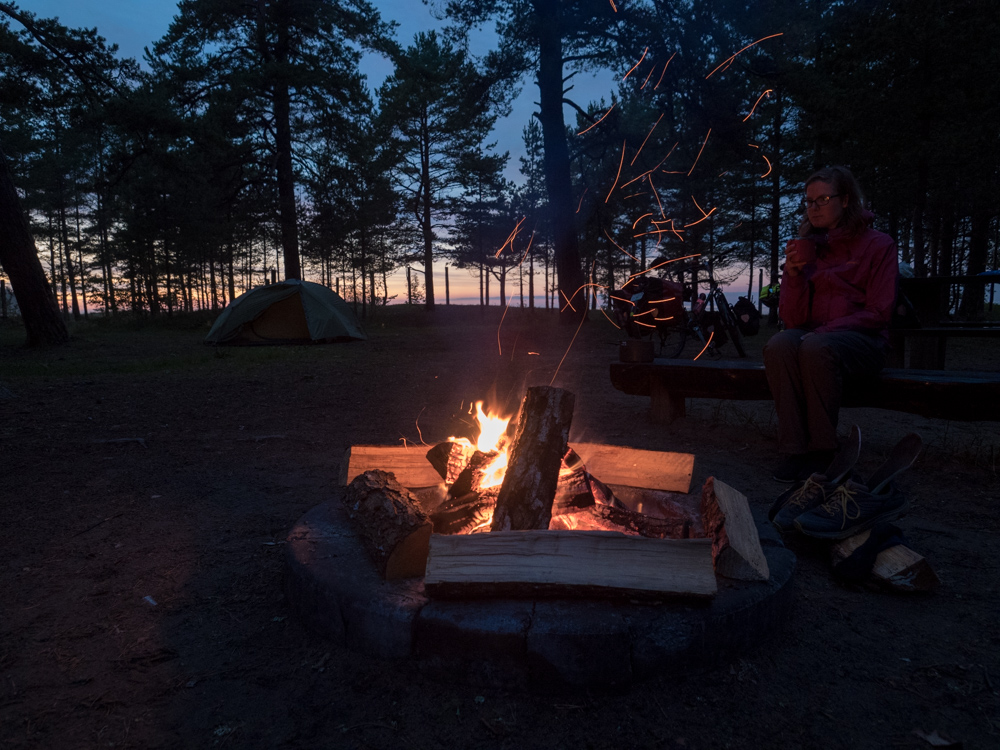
left=21, top=1, right=615, bottom=178
left=14, top=2, right=622, bottom=303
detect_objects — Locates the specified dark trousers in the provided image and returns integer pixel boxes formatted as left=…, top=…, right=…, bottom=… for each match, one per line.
left=763, top=329, right=886, bottom=455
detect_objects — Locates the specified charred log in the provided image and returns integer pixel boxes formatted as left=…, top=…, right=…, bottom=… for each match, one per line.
left=566, top=503, right=696, bottom=539
left=552, top=448, right=597, bottom=514
left=425, top=440, right=475, bottom=486
left=429, top=488, right=499, bottom=534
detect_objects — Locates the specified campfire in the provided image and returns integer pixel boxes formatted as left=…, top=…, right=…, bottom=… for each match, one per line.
left=340, top=386, right=770, bottom=600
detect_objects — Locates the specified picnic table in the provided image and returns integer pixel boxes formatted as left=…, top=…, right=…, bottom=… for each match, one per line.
left=893, top=275, right=1000, bottom=368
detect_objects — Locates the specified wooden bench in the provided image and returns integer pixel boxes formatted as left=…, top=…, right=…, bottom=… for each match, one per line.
left=609, top=358, right=1000, bottom=424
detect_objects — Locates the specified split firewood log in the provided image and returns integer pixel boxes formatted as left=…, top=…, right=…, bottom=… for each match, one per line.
left=831, top=530, right=940, bottom=592
left=491, top=386, right=575, bottom=532
left=342, top=470, right=432, bottom=580
left=551, top=448, right=595, bottom=514
left=700, top=477, right=769, bottom=581
left=424, top=530, right=717, bottom=600
left=425, top=441, right=476, bottom=486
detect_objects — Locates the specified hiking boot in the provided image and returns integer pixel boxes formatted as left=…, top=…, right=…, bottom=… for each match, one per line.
left=793, top=480, right=909, bottom=540
left=769, top=425, right=862, bottom=528
left=772, top=450, right=835, bottom=483
left=770, top=474, right=831, bottom=533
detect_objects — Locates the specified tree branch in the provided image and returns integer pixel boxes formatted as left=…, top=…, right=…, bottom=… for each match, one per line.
left=0, top=2, right=128, bottom=98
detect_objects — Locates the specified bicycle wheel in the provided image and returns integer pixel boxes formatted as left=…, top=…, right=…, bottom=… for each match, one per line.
left=717, top=296, right=747, bottom=357
left=656, top=322, right=687, bottom=358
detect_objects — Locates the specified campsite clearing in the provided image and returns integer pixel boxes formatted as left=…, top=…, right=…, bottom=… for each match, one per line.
left=1, top=307, right=998, bottom=749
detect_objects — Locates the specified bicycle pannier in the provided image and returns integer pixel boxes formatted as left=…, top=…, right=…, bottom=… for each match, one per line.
left=733, top=296, right=762, bottom=336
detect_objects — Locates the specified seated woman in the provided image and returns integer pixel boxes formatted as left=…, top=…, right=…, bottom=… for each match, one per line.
left=764, top=166, right=898, bottom=483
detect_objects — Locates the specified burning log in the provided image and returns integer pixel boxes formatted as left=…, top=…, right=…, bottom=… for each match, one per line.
left=552, top=447, right=629, bottom=513
left=425, top=440, right=475, bottom=486
left=342, top=470, right=432, bottom=580
left=423, top=530, right=717, bottom=600
left=428, top=493, right=496, bottom=535
left=428, top=450, right=504, bottom=534
left=583, top=503, right=697, bottom=539
left=491, top=386, right=575, bottom=532
left=447, top=450, right=502, bottom=498
left=700, top=477, right=769, bottom=581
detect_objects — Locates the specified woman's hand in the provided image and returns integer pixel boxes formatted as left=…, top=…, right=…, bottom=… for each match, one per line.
left=784, top=238, right=816, bottom=276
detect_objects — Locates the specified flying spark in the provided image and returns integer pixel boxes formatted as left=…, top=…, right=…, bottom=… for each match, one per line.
left=605, top=229, right=640, bottom=261
left=687, top=129, right=711, bottom=176
left=694, top=331, right=715, bottom=360
left=577, top=103, right=616, bottom=136
left=630, top=113, right=664, bottom=166
left=605, top=140, right=627, bottom=203
left=743, top=89, right=773, bottom=121
left=623, top=47, right=648, bottom=80
left=653, top=52, right=676, bottom=90
left=705, top=33, right=784, bottom=80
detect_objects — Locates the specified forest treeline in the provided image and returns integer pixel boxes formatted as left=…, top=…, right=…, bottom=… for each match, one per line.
left=0, top=0, right=997, bottom=345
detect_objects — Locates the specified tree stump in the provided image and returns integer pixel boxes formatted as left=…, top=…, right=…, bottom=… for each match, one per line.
left=342, top=470, right=432, bottom=579
left=490, top=386, right=575, bottom=532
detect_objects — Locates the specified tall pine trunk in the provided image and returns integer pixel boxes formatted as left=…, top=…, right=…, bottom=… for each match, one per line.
left=533, top=1, right=585, bottom=323
left=0, top=145, right=68, bottom=345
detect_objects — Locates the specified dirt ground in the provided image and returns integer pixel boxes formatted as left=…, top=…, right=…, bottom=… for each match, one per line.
left=1, top=306, right=998, bottom=750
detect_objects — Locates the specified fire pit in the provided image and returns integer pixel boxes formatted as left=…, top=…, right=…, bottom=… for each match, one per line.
left=284, top=387, right=795, bottom=690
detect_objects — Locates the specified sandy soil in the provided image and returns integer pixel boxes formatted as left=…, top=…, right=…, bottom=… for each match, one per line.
left=1, top=307, right=998, bottom=749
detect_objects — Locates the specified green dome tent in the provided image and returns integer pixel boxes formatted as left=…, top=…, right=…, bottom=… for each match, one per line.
left=205, top=279, right=366, bottom=345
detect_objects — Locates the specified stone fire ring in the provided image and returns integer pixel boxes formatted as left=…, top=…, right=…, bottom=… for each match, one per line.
left=284, top=491, right=796, bottom=691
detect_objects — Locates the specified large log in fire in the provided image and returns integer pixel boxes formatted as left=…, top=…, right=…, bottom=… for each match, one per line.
left=491, top=385, right=574, bottom=532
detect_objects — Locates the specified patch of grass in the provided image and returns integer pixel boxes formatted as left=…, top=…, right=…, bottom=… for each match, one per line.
left=0, top=313, right=366, bottom=380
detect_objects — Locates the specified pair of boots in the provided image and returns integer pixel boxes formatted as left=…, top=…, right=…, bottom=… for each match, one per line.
left=769, top=426, right=922, bottom=540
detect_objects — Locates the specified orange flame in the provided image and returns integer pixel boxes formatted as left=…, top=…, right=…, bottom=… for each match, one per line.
left=447, top=402, right=512, bottom=492
left=472, top=402, right=510, bottom=453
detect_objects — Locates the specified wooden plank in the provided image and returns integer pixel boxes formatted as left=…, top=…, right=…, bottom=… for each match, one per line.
left=569, top=442, right=694, bottom=493
left=339, top=445, right=443, bottom=489
left=343, top=442, right=696, bottom=495
left=425, top=531, right=716, bottom=599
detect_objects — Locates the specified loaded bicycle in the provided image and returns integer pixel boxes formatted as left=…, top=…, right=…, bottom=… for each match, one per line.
left=611, top=262, right=752, bottom=359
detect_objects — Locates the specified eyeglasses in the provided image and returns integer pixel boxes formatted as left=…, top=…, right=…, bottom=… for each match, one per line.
left=802, top=194, right=841, bottom=208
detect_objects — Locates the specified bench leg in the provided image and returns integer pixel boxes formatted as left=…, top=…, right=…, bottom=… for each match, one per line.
left=650, top=378, right=685, bottom=423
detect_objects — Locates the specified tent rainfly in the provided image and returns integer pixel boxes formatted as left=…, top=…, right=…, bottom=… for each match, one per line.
left=205, top=279, right=366, bottom=345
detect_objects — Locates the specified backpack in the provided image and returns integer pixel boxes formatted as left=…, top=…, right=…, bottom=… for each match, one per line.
left=733, top=296, right=762, bottom=336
